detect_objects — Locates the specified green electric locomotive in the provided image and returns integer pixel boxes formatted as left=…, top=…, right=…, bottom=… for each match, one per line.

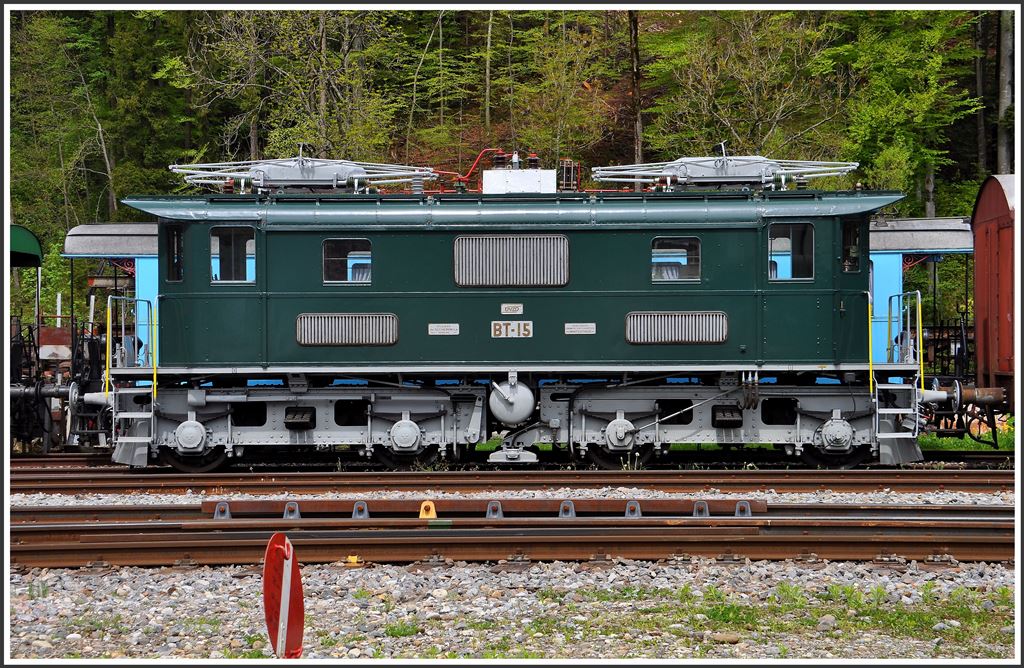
left=83, top=154, right=949, bottom=471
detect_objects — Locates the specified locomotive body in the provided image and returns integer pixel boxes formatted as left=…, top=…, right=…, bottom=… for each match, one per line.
left=96, top=184, right=933, bottom=470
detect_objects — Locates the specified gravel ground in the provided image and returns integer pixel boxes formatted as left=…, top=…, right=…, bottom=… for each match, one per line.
left=8, top=558, right=1016, bottom=660
left=9, top=487, right=1016, bottom=660
left=8, top=487, right=1015, bottom=507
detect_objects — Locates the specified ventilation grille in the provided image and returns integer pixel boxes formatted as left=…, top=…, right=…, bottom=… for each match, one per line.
left=454, top=234, right=568, bottom=286
left=626, top=311, right=728, bottom=344
left=296, top=313, right=398, bottom=346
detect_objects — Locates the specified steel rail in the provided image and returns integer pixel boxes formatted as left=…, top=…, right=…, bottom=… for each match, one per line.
left=9, top=500, right=1014, bottom=567
left=9, top=469, right=1015, bottom=494
left=10, top=523, right=1013, bottom=568
left=9, top=450, right=1013, bottom=473
left=8, top=500, right=1012, bottom=523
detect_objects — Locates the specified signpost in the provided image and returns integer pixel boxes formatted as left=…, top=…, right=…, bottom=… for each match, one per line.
left=262, top=533, right=304, bottom=658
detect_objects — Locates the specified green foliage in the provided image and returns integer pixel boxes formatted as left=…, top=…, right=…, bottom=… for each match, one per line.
left=828, top=11, right=982, bottom=214
left=384, top=621, right=421, bottom=637
left=643, top=11, right=849, bottom=158
left=8, top=7, right=1009, bottom=288
left=903, top=253, right=973, bottom=323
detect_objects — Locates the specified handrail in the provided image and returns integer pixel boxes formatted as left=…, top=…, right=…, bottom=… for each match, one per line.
left=867, top=292, right=874, bottom=394
left=104, top=305, right=111, bottom=398
left=885, top=290, right=924, bottom=370
left=152, top=309, right=158, bottom=399
left=916, top=290, right=924, bottom=390
left=105, top=296, right=156, bottom=401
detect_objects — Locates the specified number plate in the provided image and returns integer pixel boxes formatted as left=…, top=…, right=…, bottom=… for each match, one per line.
left=491, top=320, right=533, bottom=338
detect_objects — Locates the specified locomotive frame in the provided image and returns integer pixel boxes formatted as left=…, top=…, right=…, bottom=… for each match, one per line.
left=87, top=186, right=935, bottom=470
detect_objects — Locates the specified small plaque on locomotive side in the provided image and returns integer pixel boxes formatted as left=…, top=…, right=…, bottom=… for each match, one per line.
left=491, top=320, right=533, bottom=338
left=500, top=303, right=524, bottom=315
left=564, top=322, right=596, bottom=335
left=428, top=323, right=460, bottom=336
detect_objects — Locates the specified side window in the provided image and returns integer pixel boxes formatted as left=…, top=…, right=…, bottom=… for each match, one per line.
left=768, top=223, right=813, bottom=280
left=324, top=239, right=372, bottom=283
left=651, top=237, right=700, bottom=282
left=210, top=227, right=255, bottom=283
left=869, top=259, right=874, bottom=303
left=841, top=220, right=861, bottom=272
left=167, top=225, right=183, bottom=282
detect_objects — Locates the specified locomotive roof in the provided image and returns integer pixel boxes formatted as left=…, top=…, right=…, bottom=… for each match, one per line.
left=122, top=189, right=904, bottom=227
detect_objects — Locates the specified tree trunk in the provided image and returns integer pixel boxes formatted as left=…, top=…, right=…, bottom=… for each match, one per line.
left=996, top=10, right=1013, bottom=173
left=249, top=117, right=259, bottom=161
left=438, top=13, right=445, bottom=126
left=629, top=11, right=643, bottom=190
left=484, top=11, right=492, bottom=135
left=924, top=164, right=935, bottom=218
left=319, top=13, right=328, bottom=157
left=974, top=11, right=987, bottom=178
left=73, top=62, right=118, bottom=216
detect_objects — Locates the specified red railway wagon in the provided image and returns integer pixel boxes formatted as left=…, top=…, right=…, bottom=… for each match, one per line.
left=970, top=174, right=1016, bottom=409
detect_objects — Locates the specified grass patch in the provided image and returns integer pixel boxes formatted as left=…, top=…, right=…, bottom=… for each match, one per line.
left=702, top=603, right=759, bottom=625
left=524, top=616, right=562, bottom=636
left=70, top=614, right=129, bottom=634
left=182, top=615, right=222, bottom=632
left=919, top=416, right=1015, bottom=451
left=26, top=582, right=51, bottom=600
left=575, top=582, right=1014, bottom=656
left=384, top=621, right=421, bottom=638
left=479, top=635, right=513, bottom=658
left=316, top=630, right=338, bottom=647
left=578, top=586, right=677, bottom=602
left=537, top=587, right=565, bottom=603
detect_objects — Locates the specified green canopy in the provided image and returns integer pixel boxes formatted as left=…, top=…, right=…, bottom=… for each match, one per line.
left=11, top=225, right=43, bottom=267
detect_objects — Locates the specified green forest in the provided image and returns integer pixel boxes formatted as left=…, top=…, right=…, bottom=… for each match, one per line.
left=7, top=9, right=1016, bottom=321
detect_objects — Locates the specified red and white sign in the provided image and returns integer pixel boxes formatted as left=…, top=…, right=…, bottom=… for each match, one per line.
left=262, top=533, right=304, bottom=658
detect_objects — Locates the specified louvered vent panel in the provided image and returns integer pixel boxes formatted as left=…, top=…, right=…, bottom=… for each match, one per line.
left=454, top=234, right=569, bottom=286
left=626, top=311, right=728, bottom=344
left=296, top=313, right=398, bottom=346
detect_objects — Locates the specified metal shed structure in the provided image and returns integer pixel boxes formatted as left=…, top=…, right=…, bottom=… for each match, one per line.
left=867, top=217, right=973, bottom=363
left=63, top=223, right=159, bottom=365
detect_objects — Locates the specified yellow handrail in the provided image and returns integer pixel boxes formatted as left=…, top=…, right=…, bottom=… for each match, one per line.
left=152, top=309, right=158, bottom=399
left=867, top=294, right=874, bottom=394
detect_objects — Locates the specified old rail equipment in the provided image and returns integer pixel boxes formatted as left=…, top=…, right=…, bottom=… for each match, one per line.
left=43, top=152, right=1002, bottom=472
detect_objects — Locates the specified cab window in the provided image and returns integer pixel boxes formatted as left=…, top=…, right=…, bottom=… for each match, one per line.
left=841, top=220, right=861, bottom=272
left=651, top=237, right=700, bottom=281
left=768, top=223, right=813, bottom=280
left=210, top=227, right=255, bottom=283
left=324, top=239, right=372, bottom=283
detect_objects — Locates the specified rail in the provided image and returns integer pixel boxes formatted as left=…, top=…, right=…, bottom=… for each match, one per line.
left=8, top=469, right=1014, bottom=495
left=9, top=500, right=1014, bottom=567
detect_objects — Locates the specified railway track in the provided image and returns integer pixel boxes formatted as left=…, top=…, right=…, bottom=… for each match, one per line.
left=8, top=468, right=1015, bottom=494
left=9, top=499, right=1013, bottom=568
left=9, top=448, right=1013, bottom=473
